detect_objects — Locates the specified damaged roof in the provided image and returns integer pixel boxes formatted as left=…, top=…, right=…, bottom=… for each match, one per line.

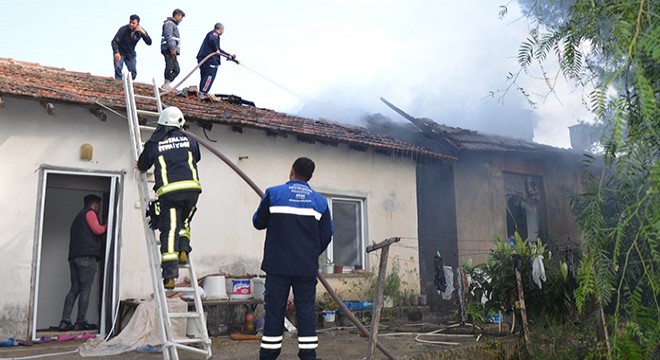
left=0, top=58, right=455, bottom=161
left=418, top=118, right=561, bottom=153
left=380, top=97, right=564, bottom=154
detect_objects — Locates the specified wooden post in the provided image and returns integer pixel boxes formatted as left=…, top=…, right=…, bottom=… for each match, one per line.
left=366, top=237, right=400, bottom=360
left=513, top=254, right=530, bottom=344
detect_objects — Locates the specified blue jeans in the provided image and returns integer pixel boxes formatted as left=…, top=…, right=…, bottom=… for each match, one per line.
left=61, top=256, right=98, bottom=323
left=114, top=56, right=137, bottom=80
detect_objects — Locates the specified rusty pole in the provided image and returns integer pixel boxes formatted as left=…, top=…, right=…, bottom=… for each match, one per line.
left=183, top=129, right=399, bottom=360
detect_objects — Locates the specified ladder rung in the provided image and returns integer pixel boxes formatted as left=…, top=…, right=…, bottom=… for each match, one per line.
left=135, top=94, right=157, bottom=100
left=167, top=287, right=195, bottom=292
left=173, top=338, right=205, bottom=345
left=139, top=125, right=156, bottom=131
left=137, top=109, right=160, bottom=117
left=173, top=343, right=210, bottom=356
left=169, top=312, right=200, bottom=319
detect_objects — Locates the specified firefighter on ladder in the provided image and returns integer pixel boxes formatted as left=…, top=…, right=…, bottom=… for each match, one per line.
left=138, top=106, right=202, bottom=288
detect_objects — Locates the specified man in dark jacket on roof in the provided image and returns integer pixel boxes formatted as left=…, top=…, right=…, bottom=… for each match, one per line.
left=196, top=23, right=237, bottom=94
left=253, top=157, right=333, bottom=360
left=160, top=9, right=185, bottom=89
left=58, top=194, right=107, bottom=332
left=111, top=14, right=152, bottom=80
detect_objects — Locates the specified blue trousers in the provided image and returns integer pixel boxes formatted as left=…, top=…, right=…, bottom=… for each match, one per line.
left=260, top=273, right=318, bottom=360
left=199, top=62, right=219, bottom=93
left=61, top=256, right=98, bottom=323
left=114, top=55, right=137, bottom=80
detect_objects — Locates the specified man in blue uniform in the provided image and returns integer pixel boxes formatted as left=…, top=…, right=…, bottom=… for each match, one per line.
left=196, top=23, right=237, bottom=94
left=111, top=14, right=152, bottom=80
left=137, top=106, right=202, bottom=288
left=253, top=157, right=333, bottom=360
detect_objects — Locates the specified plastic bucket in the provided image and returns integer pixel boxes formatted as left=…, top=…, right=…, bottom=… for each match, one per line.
left=252, top=277, right=265, bottom=300
left=230, top=278, right=252, bottom=300
left=322, top=310, right=336, bottom=323
left=202, top=275, right=228, bottom=300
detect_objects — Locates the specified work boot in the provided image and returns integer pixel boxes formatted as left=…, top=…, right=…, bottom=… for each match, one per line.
left=164, top=278, right=176, bottom=289
left=179, top=250, right=188, bottom=265
left=161, top=80, right=171, bottom=90
left=74, top=321, right=98, bottom=331
left=57, top=320, right=74, bottom=331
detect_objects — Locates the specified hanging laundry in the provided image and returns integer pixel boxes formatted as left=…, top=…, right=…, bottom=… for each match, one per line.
left=532, top=255, right=547, bottom=289
left=441, top=266, right=454, bottom=300
left=434, top=251, right=447, bottom=293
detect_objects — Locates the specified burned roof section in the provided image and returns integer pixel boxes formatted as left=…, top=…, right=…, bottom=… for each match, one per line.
left=379, top=97, right=566, bottom=154
left=0, top=58, right=456, bottom=161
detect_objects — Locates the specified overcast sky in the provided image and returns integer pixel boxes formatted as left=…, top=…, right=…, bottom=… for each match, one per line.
left=2, top=0, right=593, bottom=148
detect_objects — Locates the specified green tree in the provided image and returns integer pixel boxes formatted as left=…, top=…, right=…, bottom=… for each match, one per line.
left=501, top=1, right=659, bottom=358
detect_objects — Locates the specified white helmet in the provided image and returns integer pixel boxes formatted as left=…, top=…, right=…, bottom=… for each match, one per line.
left=157, top=106, right=186, bottom=128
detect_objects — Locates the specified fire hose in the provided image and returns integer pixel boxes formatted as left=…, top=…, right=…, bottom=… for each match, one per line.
left=160, top=51, right=239, bottom=97
left=182, top=129, right=399, bottom=360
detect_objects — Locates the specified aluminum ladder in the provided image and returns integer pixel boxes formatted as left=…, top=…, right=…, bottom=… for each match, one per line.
left=122, top=72, right=212, bottom=360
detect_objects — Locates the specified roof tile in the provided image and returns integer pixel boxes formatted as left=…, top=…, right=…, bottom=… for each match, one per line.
left=0, top=58, right=455, bottom=161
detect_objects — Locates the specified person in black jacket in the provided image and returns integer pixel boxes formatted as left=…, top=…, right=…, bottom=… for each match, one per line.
left=196, top=23, right=236, bottom=94
left=253, top=157, right=333, bottom=360
left=160, top=9, right=185, bottom=89
left=137, top=106, right=202, bottom=289
left=57, top=195, right=107, bottom=331
left=111, top=14, right=152, bottom=80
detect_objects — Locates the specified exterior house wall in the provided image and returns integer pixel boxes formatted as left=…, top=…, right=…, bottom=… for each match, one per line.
left=541, top=154, right=582, bottom=246
left=453, top=153, right=507, bottom=265
left=0, top=96, right=420, bottom=338
left=452, top=151, right=582, bottom=266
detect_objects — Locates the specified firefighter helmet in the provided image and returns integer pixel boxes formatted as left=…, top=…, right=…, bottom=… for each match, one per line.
left=157, top=106, right=186, bottom=128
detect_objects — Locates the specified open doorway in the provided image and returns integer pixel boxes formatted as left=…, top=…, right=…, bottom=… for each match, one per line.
left=31, top=168, right=123, bottom=340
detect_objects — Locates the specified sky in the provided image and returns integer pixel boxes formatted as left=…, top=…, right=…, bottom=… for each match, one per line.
left=2, top=0, right=594, bottom=148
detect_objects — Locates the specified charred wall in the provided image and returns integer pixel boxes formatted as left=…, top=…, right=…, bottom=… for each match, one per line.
left=416, top=160, right=458, bottom=313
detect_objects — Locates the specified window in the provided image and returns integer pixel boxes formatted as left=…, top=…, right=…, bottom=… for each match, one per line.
left=325, top=197, right=365, bottom=271
left=504, top=173, right=543, bottom=242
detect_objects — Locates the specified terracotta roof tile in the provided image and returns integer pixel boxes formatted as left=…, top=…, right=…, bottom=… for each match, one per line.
left=0, top=58, right=455, bottom=161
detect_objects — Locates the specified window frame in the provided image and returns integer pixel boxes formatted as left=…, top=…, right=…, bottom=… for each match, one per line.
left=324, top=195, right=366, bottom=271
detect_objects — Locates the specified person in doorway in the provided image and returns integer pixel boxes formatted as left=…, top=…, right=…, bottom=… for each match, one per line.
left=160, top=9, right=185, bottom=89
left=111, top=14, right=152, bottom=80
left=137, top=106, right=202, bottom=289
left=196, top=22, right=237, bottom=95
left=58, top=194, right=107, bottom=331
left=252, top=157, right=333, bottom=360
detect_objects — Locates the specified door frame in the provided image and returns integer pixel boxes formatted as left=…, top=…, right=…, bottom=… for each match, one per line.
left=29, top=166, right=124, bottom=340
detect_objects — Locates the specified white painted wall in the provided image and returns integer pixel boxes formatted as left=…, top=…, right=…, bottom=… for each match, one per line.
left=0, top=96, right=420, bottom=338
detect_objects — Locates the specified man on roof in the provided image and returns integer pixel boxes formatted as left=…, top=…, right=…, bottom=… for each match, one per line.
left=111, top=14, right=152, bottom=80
left=196, top=22, right=237, bottom=96
left=160, top=9, right=185, bottom=90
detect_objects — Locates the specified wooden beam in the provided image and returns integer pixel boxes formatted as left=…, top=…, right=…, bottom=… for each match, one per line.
left=366, top=237, right=400, bottom=253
